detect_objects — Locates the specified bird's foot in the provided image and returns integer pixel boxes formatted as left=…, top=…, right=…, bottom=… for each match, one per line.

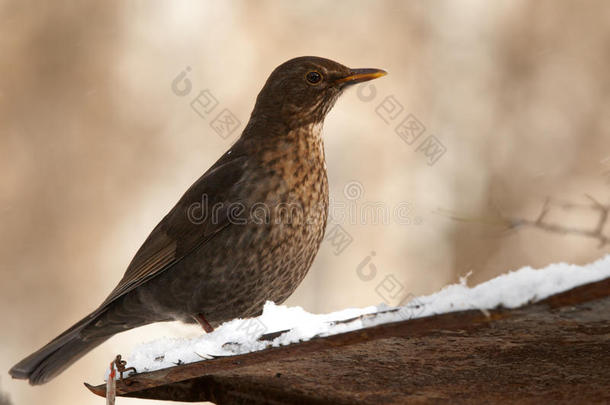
left=193, top=313, right=214, bottom=333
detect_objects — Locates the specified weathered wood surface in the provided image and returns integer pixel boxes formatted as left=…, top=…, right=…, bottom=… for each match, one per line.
left=86, top=277, right=610, bottom=404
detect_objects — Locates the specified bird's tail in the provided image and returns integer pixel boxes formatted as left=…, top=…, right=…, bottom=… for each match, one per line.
left=9, top=313, right=111, bottom=385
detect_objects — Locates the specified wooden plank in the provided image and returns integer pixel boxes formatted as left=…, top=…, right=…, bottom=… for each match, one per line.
left=85, top=277, right=610, bottom=403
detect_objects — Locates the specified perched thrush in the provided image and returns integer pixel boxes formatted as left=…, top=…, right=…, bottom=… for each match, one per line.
left=10, top=56, right=386, bottom=384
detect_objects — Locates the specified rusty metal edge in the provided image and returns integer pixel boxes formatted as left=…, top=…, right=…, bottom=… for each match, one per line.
left=85, top=275, right=610, bottom=398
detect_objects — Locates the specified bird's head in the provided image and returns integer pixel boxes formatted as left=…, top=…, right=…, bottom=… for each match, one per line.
left=249, top=56, right=387, bottom=131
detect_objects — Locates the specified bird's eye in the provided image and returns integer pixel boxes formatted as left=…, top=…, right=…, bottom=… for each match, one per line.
left=306, top=71, right=322, bottom=84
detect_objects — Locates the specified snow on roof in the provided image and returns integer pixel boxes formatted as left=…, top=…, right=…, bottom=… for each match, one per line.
left=120, top=254, right=610, bottom=377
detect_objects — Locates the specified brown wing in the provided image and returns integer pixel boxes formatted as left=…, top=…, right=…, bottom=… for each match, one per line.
left=98, top=150, right=249, bottom=309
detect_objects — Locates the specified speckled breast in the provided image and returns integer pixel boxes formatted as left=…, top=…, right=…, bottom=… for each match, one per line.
left=154, top=131, right=330, bottom=325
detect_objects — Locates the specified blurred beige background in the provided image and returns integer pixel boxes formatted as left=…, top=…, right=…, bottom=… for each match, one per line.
left=1, top=1, right=609, bottom=404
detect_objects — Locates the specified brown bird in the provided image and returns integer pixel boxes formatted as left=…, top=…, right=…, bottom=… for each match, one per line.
left=9, top=56, right=386, bottom=385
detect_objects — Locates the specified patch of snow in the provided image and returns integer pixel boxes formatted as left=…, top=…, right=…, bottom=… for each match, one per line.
left=115, top=254, right=610, bottom=378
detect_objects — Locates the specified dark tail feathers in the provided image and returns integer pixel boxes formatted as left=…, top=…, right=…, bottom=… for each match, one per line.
left=10, top=331, right=109, bottom=385
left=9, top=312, right=112, bottom=385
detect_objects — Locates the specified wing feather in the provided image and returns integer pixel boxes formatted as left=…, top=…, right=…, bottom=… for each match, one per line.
left=98, top=150, right=248, bottom=309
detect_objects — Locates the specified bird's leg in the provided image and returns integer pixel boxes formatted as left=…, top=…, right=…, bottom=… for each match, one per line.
left=193, top=313, right=214, bottom=333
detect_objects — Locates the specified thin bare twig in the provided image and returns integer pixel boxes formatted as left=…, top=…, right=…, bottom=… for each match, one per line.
left=114, top=355, right=137, bottom=385
left=502, top=195, right=609, bottom=248
left=437, top=195, right=610, bottom=248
